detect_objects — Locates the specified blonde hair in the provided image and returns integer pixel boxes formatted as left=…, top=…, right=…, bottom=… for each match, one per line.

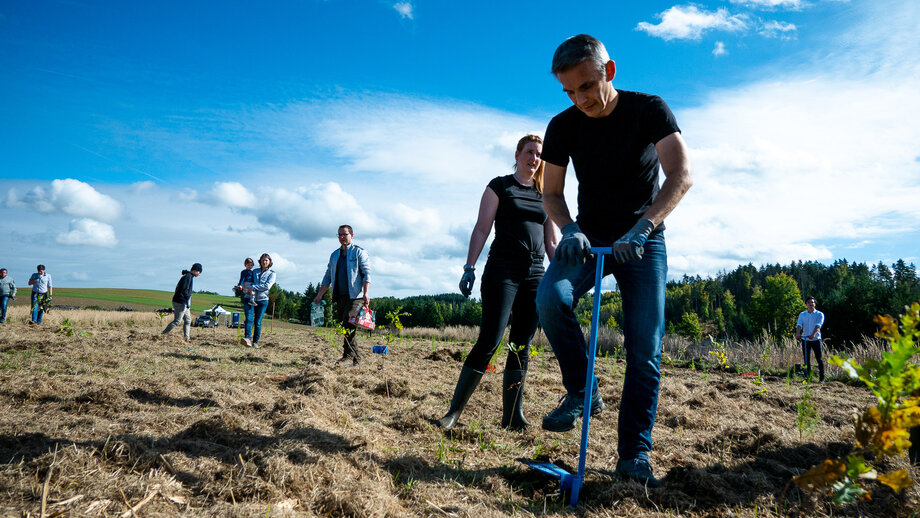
left=514, top=134, right=544, bottom=194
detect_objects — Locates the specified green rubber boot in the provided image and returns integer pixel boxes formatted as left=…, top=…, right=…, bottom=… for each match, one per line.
left=501, top=369, right=530, bottom=430
left=436, top=366, right=484, bottom=430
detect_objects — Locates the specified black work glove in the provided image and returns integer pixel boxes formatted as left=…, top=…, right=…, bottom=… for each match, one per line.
left=459, top=266, right=476, bottom=297
left=556, top=222, right=591, bottom=266
left=613, top=218, right=656, bottom=263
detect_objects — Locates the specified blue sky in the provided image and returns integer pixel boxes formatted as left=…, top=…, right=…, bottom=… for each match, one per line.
left=1, top=0, right=918, bottom=297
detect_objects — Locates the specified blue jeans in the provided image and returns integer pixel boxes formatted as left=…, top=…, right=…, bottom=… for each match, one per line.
left=31, top=291, right=48, bottom=324
left=243, top=302, right=255, bottom=338
left=251, top=300, right=269, bottom=344
left=0, top=295, right=10, bottom=322
left=536, top=233, right=666, bottom=460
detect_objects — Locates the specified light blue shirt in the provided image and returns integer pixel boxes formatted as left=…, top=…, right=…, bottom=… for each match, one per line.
left=796, top=309, right=824, bottom=340
left=321, top=244, right=371, bottom=300
left=0, top=276, right=15, bottom=296
left=250, top=268, right=276, bottom=303
left=29, top=272, right=52, bottom=294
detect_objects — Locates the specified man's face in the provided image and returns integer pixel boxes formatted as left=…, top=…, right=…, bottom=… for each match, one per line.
left=337, top=228, right=353, bottom=247
left=806, top=299, right=816, bottom=312
left=556, top=59, right=617, bottom=118
left=0, top=270, right=5, bottom=278
left=37, top=268, right=45, bottom=275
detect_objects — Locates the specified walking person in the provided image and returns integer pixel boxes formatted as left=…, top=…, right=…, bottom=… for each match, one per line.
left=235, top=257, right=257, bottom=342
left=437, top=134, right=558, bottom=431
left=162, top=263, right=203, bottom=341
left=795, top=296, right=825, bottom=382
left=535, top=35, right=692, bottom=487
left=28, top=264, right=52, bottom=325
left=0, top=268, right=16, bottom=323
left=243, top=253, right=276, bottom=347
left=313, top=225, right=371, bottom=367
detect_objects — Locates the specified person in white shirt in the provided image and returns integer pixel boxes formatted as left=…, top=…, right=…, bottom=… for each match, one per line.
left=28, top=264, right=52, bottom=325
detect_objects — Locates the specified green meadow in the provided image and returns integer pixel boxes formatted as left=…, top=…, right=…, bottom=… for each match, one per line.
left=52, top=288, right=243, bottom=313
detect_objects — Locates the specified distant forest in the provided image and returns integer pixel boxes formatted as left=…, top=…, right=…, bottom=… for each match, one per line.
left=255, top=259, right=920, bottom=347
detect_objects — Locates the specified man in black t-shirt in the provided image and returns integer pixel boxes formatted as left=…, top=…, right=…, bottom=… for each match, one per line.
left=535, top=34, right=693, bottom=488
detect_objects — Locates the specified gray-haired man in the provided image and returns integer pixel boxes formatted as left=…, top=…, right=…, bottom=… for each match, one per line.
left=536, top=34, right=692, bottom=487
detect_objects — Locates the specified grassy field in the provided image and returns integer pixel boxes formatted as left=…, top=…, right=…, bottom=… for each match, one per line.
left=49, top=287, right=243, bottom=313
left=1, top=306, right=917, bottom=517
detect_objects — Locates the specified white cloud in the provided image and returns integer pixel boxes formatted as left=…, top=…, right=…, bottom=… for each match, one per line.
left=130, top=181, right=156, bottom=194
left=207, top=181, right=379, bottom=242
left=178, top=188, right=198, bottom=201
left=208, top=181, right=257, bottom=208
left=668, top=72, right=920, bottom=276
left=265, top=252, right=297, bottom=273
left=713, top=41, right=728, bottom=56
left=299, top=95, right=538, bottom=188
left=393, top=2, right=414, bottom=19
left=636, top=5, right=748, bottom=41
left=759, top=20, right=797, bottom=39
left=730, top=0, right=805, bottom=10
left=7, top=178, right=122, bottom=222
left=56, top=218, right=118, bottom=247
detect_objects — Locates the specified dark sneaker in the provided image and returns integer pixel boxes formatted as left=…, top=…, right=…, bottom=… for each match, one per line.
left=614, top=458, right=661, bottom=488
left=336, top=357, right=354, bottom=366
left=541, top=391, right=605, bottom=432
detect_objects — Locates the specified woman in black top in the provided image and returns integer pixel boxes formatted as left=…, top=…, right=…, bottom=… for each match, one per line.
left=438, top=135, right=558, bottom=430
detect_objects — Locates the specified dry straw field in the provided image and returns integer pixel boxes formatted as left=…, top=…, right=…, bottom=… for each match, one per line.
left=1, top=306, right=918, bottom=517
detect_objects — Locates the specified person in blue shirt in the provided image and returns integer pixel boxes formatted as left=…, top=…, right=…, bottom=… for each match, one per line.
left=162, top=263, right=202, bottom=341
left=313, top=225, right=371, bottom=366
left=28, top=264, right=52, bottom=325
left=242, top=253, right=276, bottom=347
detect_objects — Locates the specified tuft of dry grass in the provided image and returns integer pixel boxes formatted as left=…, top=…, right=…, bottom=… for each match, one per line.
left=1, top=311, right=917, bottom=517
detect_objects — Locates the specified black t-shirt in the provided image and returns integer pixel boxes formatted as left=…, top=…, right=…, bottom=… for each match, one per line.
left=541, top=90, right=680, bottom=242
left=487, top=175, right=547, bottom=259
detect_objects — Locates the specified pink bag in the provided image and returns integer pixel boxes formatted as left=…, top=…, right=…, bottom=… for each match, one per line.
left=349, top=306, right=376, bottom=330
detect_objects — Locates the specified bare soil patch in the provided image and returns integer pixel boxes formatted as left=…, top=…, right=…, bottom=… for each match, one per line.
left=0, top=308, right=917, bottom=516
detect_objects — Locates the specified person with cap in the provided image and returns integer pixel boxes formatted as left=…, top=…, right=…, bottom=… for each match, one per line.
left=162, top=262, right=203, bottom=341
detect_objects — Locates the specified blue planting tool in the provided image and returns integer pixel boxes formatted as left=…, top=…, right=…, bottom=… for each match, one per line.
left=519, top=246, right=611, bottom=507
left=372, top=345, right=388, bottom=355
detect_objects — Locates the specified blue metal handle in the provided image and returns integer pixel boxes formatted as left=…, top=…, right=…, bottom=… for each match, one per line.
left=570, top=247, right=611, bottom=507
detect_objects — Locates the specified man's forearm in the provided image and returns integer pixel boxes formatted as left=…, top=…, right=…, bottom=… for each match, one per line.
left=641, top=167, right=692, bottom=226
left=543, top=192, right=575, bottom=229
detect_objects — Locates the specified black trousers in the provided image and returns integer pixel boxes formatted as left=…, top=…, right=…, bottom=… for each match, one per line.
left=802, top=339, right=824, bottom=381
left=463, top=255, right=544, bottom=372
left=334, top=296, right=363, bottom=361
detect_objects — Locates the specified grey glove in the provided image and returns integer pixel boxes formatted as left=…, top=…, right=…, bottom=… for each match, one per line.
left=556, top=222, right=591, bottom=266
left=459, top=266, right=476, bottom=297
left=613, top=218, right=656, bottom=263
